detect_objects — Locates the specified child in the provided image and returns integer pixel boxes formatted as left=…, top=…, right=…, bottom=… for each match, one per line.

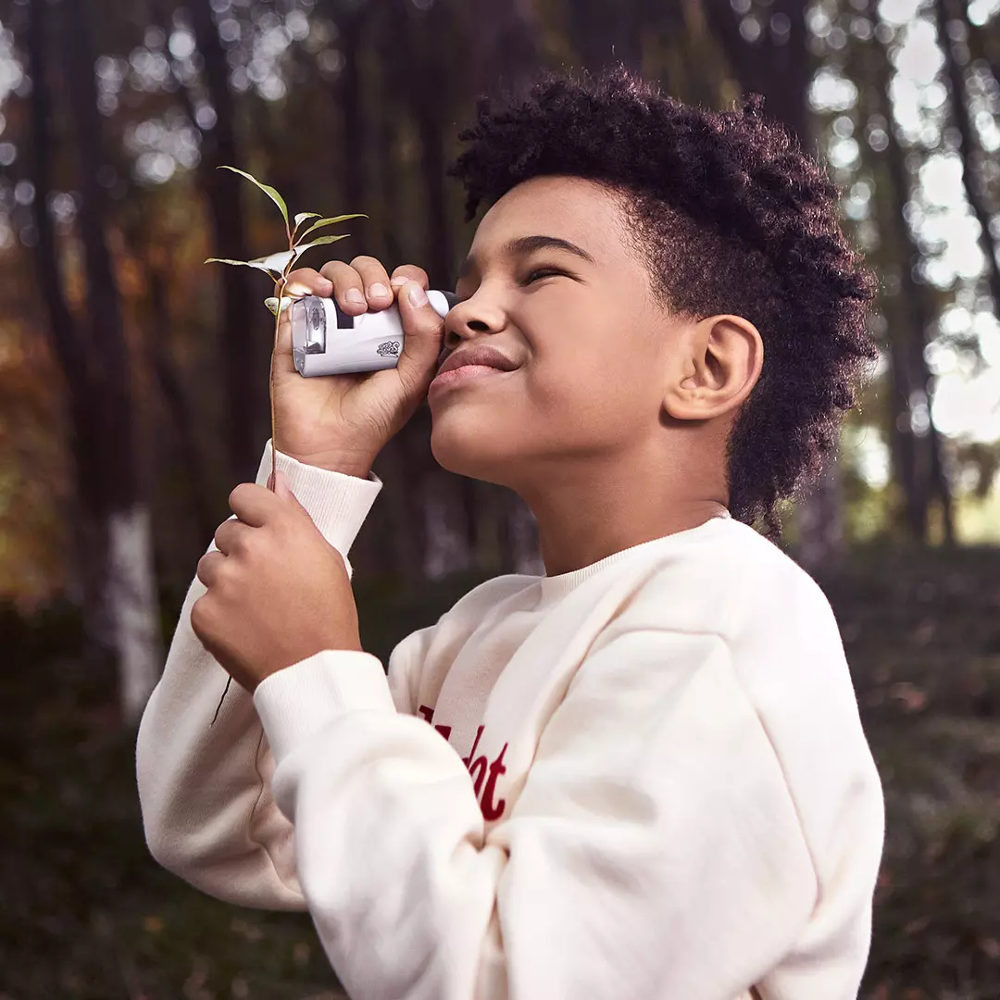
left=137, top=66, right=885, bottom=1000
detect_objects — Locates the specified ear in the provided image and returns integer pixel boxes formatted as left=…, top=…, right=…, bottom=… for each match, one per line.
left=662, top=314, right=763, bottom=422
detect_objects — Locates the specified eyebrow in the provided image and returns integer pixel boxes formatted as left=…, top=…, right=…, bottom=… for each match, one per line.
left=456, top=234, right=597, bottom=281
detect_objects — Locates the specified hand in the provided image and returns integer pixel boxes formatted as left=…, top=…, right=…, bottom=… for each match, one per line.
left=272, top=257, right=448, bottom=473
left=191, top=472, right=363, bottom=693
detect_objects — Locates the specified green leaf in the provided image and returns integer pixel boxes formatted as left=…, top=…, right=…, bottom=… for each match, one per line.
left=293, top=234, right=352, bottom=257
left=205, top=257, right=283, bottom=278
left=296, top=213, right=368, bottom=243
left=249, top=234, right=353, bottom=277
left=218, top=166, right=289, bottom=231
left=294, top=212, right=322, bottom=226
left=264, top=296, right=295, bottom=316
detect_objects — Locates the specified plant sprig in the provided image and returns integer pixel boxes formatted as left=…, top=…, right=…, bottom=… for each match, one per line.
left=204, top=165, right=367, bottom=724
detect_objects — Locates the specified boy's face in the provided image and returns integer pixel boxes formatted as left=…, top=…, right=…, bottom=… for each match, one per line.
left=429, top=174, right=682, bottom=489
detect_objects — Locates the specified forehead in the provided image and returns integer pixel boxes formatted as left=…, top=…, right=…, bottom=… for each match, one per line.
left=468, top=175, right=630, bottom=261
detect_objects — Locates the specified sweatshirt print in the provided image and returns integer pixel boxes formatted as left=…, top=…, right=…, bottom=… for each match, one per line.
left=136, top=440, right=886, bottom=1000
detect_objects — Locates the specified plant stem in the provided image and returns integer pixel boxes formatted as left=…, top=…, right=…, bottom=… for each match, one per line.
left=211, top=266, right=290, bottom=728
left=270, top=274, right=287, bottom=491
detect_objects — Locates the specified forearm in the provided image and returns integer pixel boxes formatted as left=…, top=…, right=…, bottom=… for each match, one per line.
left=136, top=439, right=385, bottom=907
left=136, top=564, right=307, bottom=908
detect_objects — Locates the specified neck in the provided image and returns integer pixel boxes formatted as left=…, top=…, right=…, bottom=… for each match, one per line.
left=513, top=444, right=729, bottom=578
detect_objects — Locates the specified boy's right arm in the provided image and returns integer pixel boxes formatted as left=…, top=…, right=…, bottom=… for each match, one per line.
left=137, top=257, right=449, bottom=908
left=136, top=441, right=427, bottom=909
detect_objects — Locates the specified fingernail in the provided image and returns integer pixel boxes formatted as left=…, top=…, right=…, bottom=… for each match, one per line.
left=346, top=288, right=365, bottom=305
left=390, top=276, right=408, bottom=288
left=368, top=283, right=389, bottom=299
left=318, top=278, right=333, bottom=291
left=408, top=283, right=428, bottom=306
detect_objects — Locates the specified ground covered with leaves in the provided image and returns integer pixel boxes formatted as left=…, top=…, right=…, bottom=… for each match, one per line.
left=1, top=545, right=997, bottom=999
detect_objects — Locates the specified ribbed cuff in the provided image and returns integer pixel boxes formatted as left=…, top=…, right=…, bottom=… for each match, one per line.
left=254, top=440, right=383, bottom=579
left=253, top=649, right=396, bottom=765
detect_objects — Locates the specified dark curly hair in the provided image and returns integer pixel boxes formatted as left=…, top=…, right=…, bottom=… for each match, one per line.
left=446, top=65, right=878, bottom=537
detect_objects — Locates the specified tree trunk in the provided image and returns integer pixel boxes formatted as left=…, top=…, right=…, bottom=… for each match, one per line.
left=870, top=8, right=954, bottom=540
left=935, top=0, right=1000, bottom=311
left=60, top=0, right=163, bottom=721
left=704, top=0, right=845, bottom=564
left=188, top=0, right=265, bottom=486
left=388, top=0, right=454, bottom=286
left=147, top=261, right=216, bottom=547
left=26, top=0, right=107, bottom=648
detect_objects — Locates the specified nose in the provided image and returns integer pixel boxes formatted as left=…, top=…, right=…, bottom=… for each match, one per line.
left=442, top=293, right=505, bottom=351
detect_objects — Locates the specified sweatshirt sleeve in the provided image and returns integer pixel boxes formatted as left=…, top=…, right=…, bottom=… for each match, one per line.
left=251, top=627, right=820, bottom=1000
left=135, top=440, right=423, bottom=910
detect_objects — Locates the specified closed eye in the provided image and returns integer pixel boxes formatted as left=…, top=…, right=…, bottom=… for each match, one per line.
left=522, top=268, right=565, bottom=285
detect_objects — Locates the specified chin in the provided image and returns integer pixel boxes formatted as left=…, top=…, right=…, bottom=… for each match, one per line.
left=429, top=419, right=514, bottom=486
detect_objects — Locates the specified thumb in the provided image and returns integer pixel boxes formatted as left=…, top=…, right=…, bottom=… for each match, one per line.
left=268, top=471, right=308, bottom=513
left=395, top=280, right=446, bottom=389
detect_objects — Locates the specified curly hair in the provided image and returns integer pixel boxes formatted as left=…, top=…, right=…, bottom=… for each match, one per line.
left=446, top=65, right=878, bottom=537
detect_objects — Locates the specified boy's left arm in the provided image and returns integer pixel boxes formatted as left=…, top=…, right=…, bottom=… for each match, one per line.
left=251, top=625, right=873, bottom=1000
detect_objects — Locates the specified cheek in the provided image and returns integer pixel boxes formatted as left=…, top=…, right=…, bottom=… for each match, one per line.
left=524, top=315, right=657, bottom=429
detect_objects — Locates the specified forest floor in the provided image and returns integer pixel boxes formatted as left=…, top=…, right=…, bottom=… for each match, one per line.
left=1, top=542, right=998, bottom=999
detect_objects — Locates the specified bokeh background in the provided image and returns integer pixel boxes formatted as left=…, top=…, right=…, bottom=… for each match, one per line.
left=1, top=0, right=999, bottom=997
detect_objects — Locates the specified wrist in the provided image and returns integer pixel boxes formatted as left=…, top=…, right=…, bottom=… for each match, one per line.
left=276, top=446, right=375, bottom=479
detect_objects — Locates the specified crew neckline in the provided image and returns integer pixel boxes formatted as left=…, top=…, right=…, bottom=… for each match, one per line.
left=535, top=512, right=735, bottom=605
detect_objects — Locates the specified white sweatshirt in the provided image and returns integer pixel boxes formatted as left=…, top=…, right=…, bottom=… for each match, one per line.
left=136, top=440, right=885, bottom=1000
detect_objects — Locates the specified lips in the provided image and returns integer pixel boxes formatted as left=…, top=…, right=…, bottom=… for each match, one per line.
left=436, top=345, right=520, bottom=376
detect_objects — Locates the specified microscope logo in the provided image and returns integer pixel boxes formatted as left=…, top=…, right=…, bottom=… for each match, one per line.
left=377, top=340, right=401, bottom=358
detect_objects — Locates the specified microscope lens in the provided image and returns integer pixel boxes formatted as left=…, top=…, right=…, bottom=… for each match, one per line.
left=307, top=297, right=325, bottom=334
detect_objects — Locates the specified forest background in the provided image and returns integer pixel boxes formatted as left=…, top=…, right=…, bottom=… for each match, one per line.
left=1, top=0, right=999, bottom=997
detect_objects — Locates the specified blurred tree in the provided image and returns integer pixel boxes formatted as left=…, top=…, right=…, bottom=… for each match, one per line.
left=25, top=0, right=161, bottom=722
left=186, top=0, right=267, bottom=486
left=935, top=0, right=1000, bottom=314
left=7, top=0, right=1000, bottom=626
left=703, top=0, right=850, bottom=567
left=870, top=4, right=954, bottom=544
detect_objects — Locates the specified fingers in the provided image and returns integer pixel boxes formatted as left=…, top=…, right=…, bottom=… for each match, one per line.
left=283, top=268, right=334, bottom=299
left=317, top=256, right=394, bottom=317
left=196, top=550, right=225, bottom=589
left=228, top=482, right=281, bottom=527
left=349, top=255, right=395, bottom=309
left=298, top=259, right=429, bottom=318
left=213, top=516, right=254, bottom=556
left=389, top=264, right=429, bottom=292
